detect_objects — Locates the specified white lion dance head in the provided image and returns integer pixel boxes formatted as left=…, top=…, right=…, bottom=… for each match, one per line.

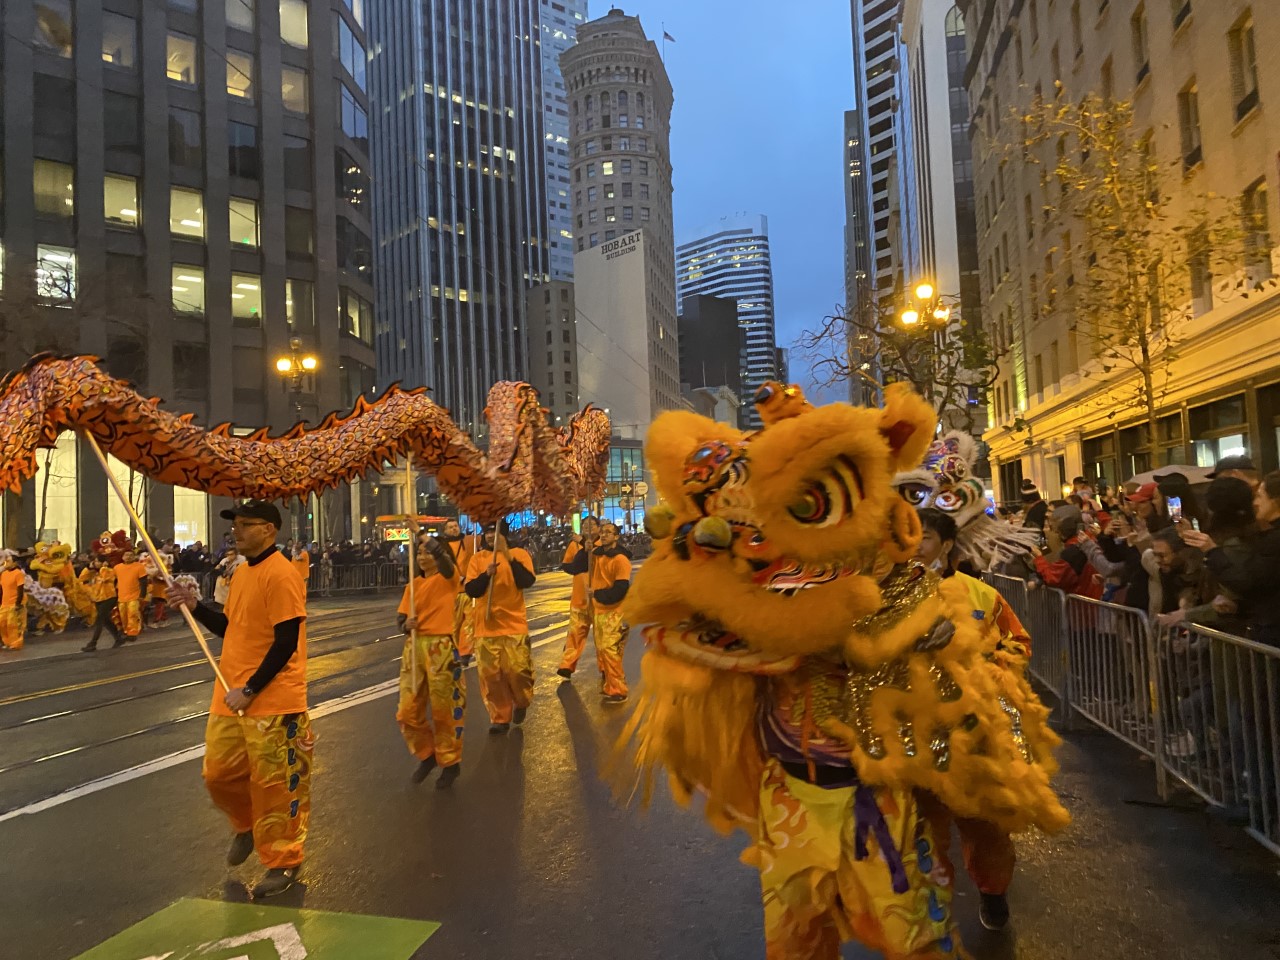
left=894, top=431, right=1039, bottom=572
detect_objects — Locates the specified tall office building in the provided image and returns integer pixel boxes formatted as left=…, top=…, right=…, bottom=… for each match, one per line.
left=675, top=214, right=777, bottom=427
left=539, top=0, right=587, bottom=280
left=368, top=0, right=549, bottom=441
left=2, top=0, right=375, bottom=547
left=562, top=9, right=681, bottom=431
left=850, top=0, right=906, bottom=313
left=843, top=108, right=877, bottom=404
left=678, top=293, right=743, bottom=400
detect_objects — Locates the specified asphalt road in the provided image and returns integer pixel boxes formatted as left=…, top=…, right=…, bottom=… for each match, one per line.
left=1, top=574, right=1278, bottom=959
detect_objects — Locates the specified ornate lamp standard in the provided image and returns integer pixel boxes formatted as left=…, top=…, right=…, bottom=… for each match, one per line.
left=273, top=336, right=318, bottom=422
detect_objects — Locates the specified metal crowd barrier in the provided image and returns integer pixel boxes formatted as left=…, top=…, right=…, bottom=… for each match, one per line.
left=982, top=572, right=1280, bottom=859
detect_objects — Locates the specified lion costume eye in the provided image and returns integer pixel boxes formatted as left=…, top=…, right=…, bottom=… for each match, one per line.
left=898, top=482, right=932, bottom=507
left=787, top=457, right=863, bottom=527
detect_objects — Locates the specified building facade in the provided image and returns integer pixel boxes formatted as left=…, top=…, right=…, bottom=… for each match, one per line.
left=525, top=279, right=579, bottom=426
left=675, top=214, right=778, bottom=427
left=843, top=107, right=878, bottom=404
left=3, top=0, right=375, bottom=548
left=562, top=8, right=681, bottom=425
left=678, top=293, right=743, bottom=402
left=962, top=0, right=1280, bottom=499
left=539, top=0, right=587, bottom=280
left=368, top=0, right=548, bottom=442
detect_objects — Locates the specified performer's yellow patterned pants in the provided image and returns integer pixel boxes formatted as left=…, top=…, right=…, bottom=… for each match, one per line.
left=0, top=606, right=24, bottom=649
left=203, top=712, right=314, bottom=869
left=454, top=593, right=476, bottom=658
left=36, top=607, right=68, bottom=634
left=755, top=760, right=965, bottom=960
left=476, top=634, right=533, bottom=724
left=557, top=606, right=592, bottom=673
left=396, top=632, right=465, bottom=767
left=594, top=608, right=628, bottom=697
left=118, top=599, right=142, bottom=637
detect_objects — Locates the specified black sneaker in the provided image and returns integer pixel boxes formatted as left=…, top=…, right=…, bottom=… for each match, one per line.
left=410, top=757, right=437, bottom=784
left=603, top=693, right=628, bottom=705
left=252, top=866, right=301, bottom=899
left=556, top=667, right=573, bottom=679
left=512, top=706, right=528, bottom=725
left=226, top=830, right=255, bottom=866
left=979, top=893, right=1010, bottom=931
left=489, top=722, right=511, bottom=735
left=81, top=643, right=97, bottom=653
left=435, top=764, right=461, bottom=789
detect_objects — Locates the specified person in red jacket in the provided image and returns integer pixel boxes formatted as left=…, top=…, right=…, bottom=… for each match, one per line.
left=1032, top=504, right=1103, bottom=599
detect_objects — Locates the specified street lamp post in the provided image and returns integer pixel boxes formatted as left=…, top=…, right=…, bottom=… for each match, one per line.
left=274, top=336, right=319, bottom=422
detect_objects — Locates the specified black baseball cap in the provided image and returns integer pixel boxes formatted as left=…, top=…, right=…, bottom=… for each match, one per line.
left=1208, top=455, right=1256, bottom=478
left=219, top=499, right=283, bottom=528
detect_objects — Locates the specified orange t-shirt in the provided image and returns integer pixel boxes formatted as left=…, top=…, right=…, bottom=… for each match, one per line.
left=589, top=549, right=632, bottom=611
left=563, top=541, right=588, bottom=609
left=0, top=568, right=25, bottom=608
left=114, top=562, right=149, bottom=602
left=466, top=547, right=535, bottom=638
left=397, top=570, right=462, bottom=636
left=213, top=549, right=308, bottom=717
left=87, top=567, right=117, bottom=602
left=292, top=550, right=311, bottom=582
left=446, top=538, right=473, bottom=578
left=149, top=577, right=169, bottom=601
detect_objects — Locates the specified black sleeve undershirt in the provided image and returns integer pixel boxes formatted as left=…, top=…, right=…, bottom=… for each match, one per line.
left=464, top=571, right=490, bottom=599
left=510, top=559, right=536, bottom=589
left=191, top=602, right=229, bottom=637
left=594, top=579, right=630, bottom=605
left=561, top=550, right=588, bottom=575
left=246, top=616, right=304, bottom=694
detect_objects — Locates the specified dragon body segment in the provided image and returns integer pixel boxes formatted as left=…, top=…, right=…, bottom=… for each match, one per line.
left=0, top=355, right=610, bottom=522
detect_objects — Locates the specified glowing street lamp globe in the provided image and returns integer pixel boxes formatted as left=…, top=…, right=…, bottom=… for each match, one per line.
left=914, top=282, right=935, bottom=301
left=275, top=357, right=293, bottom=373
left=900, top=308, right=921, bottom=326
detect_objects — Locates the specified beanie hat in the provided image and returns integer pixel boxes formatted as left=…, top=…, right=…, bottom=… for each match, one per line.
left=1020, top=479, right=1042, bottom=503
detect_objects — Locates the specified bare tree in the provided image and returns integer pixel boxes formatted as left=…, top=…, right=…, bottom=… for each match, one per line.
left=1013, top=91, right=1249, bottom=454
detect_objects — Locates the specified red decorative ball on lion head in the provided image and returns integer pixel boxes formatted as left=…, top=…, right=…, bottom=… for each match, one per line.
left=90, top=530, right=132, bottom=566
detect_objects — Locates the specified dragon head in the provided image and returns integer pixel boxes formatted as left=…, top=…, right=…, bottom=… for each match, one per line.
left=627, top=382, right=937, bottom=657
left=893, top=431, right=989, bottom=529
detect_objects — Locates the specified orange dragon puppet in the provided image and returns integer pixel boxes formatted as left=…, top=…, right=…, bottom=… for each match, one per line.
left=618, top=382, right=1068, bottom=960
left=0, top=355, right=611, bottom=521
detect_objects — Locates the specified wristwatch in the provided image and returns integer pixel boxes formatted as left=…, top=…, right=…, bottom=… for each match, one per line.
left=240, top=684, right=257, bottom=698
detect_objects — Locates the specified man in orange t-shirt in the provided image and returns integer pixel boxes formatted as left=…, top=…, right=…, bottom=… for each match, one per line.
left=170, top=500, right=311, bottom=899
left=395, top=532, right=464, bottom=787
left=556, top=516, right=599, bottom=680
left=0, top=553, right=26, bottom=651
left=440, top=520, right=476, bottom=665
left=464, top=520, right=537, bottom=733
left=113, top=552, right=149, bottom=642
left=290, top=543, right=311, bottom=591
left=588, top=521, right=633, bottom=703
left=81, top=559, right=124, bottom=652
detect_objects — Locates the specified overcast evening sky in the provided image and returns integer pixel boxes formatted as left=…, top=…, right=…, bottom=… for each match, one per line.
left=588, top=0, right=856, bottom=404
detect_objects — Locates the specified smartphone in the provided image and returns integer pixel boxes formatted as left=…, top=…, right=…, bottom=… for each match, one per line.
left=1167, top=496, right=1183, bottom=523
left=1191, top=517, right=1201, bottom=532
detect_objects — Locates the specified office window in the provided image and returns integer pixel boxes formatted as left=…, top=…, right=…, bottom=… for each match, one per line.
left=601, top=160, right=614, bottom=175
left=226, top=49, right=255, bottom=99
left=34, top=0, right=73, bottom=57
left=36, top=245, right=76, bottom=301
left=604, top=184, right=615, bottom=199
left=287, top=279, right=315, bottom=330
left=34, top=160, right=74, bottom=218
left=170, top=0, right=198, bottom=10
left=1178, top=81, right=1202, bottom=169
left=231, top=273, right=263, bottom=323
left=340, top=288, right=373, bottom=344
left=280, top=0, right=309, bottom=48
left=282, top=65, right=309, bottom=113
left=227, top=0, right=255, bottom=31
left=284, top=136, right=312, bottom=190
left=639, top=183, right=649, bottom=200
left=1229, top=13, right=1259, bottom=121
left=228, top=121, right=260, bottom=179
left=104, top=175, right=139, bottom=228
left=229, top=197, right=259, bottom=246
left=589, top=233, right=598, bottom=247
left=170, top=187, right=205, bottom=239
left=170, top=108, right=203, bottom=170
left=640, top=207, right=650, bottom=221
left=618, top=114, right=629, bottom=128
left=585, top=140, right=598, bottom=155
left=588, top=209, right=598, bottom=224
left=336, top=217, right=370, bottom=274
left=621, top=159, right=632, bottom=174
left=336, top=18, right=366, bottom=91
left=1188, top=224, right=1212, bottom=307
left=618, top=136, right=630, bottom=150
left=171, top=265, right=205, bottom=316
left=1131, top=6, right=1150, bottom=84
left=587, top=186, right=597, bottom=202
left=33, top=75, right=75, bottom=144
left=167, top=32, right=198, bottom=85
left=587, top=162, right=596, bottom=179
left=341, top=0, right=365, bottom=27
left=623, top=206, right=633, bottom=220
left=639, top=160, right=649, bottom=175
left=285, top=206, right=314, bottom=257
left=1242, top=178, right=1271, bottom=273
left=339, top=84, right=367, bottom=150
left=336, top=149, right=369, bottom=210
left=102, top=12, right=137, bottom=68
left=104, top=93, right=141, bottom=154
left=604, top=207, right=616, bottom=222
left=622, top=183, right=632, bottom=198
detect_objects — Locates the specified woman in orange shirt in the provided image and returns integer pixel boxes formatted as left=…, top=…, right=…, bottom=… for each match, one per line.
left=464, top=521, right=537, bottom=734
left=395, top=534, right=464, bottom=787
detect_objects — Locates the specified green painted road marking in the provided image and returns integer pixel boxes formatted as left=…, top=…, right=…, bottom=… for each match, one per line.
left=71, top=898, right=439, bottom=960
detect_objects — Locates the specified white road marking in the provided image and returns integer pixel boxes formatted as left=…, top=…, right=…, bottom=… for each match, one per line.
left=0, top=621, right=568, bottom=824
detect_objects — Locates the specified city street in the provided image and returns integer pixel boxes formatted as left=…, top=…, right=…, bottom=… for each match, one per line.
left=0, top=571, right=1276, bottom=959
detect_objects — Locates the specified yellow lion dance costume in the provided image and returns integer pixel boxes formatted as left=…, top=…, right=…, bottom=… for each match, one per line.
left=619, top=383, right=1069, bottom=960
